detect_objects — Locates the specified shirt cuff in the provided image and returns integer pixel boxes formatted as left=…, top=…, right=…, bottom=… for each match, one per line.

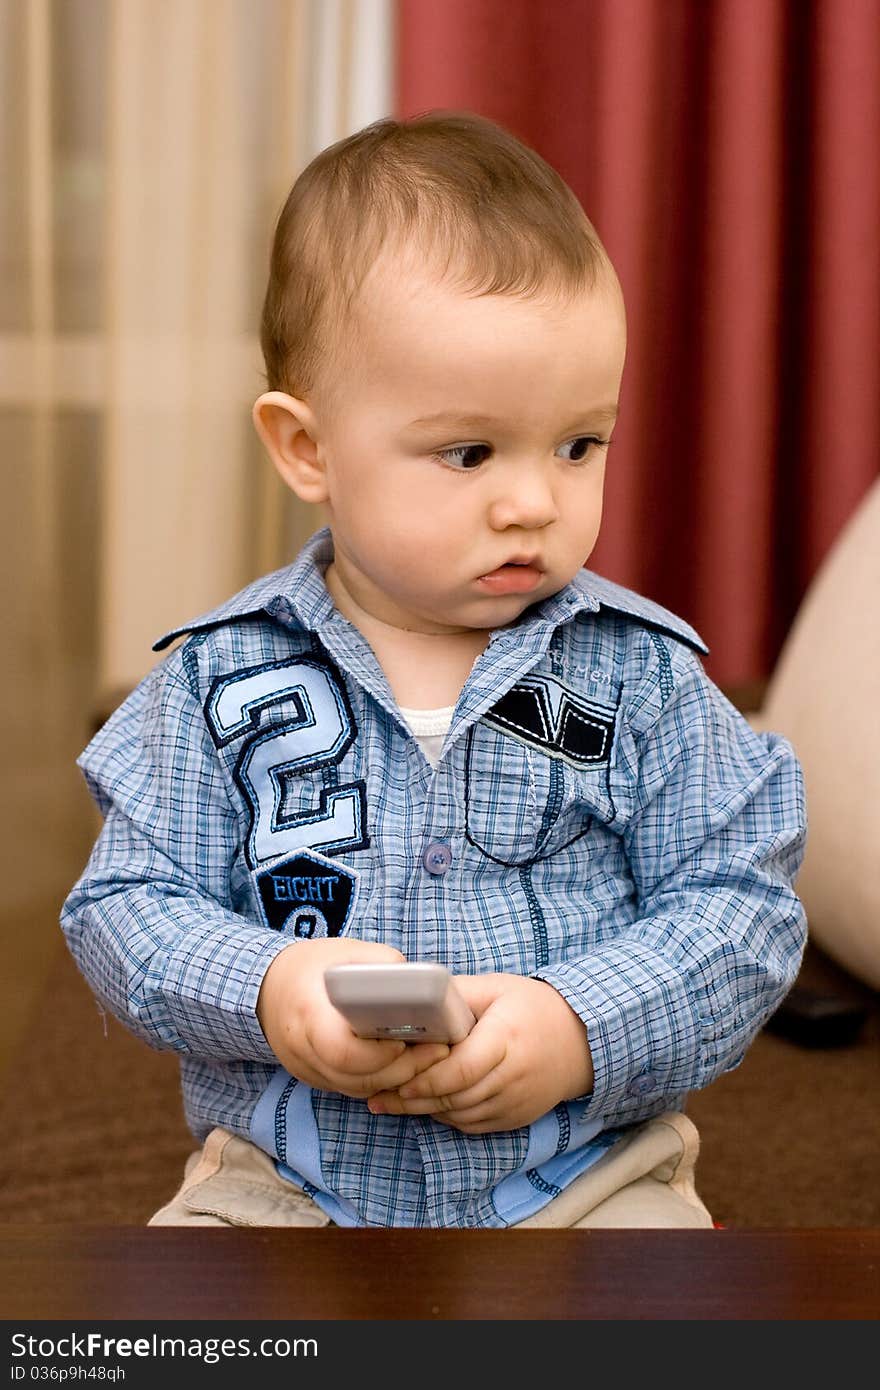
left=157, top=920, right=295, bottom=1062
left=535, top=938, right=704, bottom=1125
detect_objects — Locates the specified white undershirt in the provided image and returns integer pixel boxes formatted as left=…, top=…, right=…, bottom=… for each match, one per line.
left=398, top=705, right=455, bottom=768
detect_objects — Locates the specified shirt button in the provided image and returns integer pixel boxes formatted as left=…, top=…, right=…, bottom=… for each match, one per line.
left=626, top=1073, right=656, bottom=1098
left=422, top=842, right=453, bottom=875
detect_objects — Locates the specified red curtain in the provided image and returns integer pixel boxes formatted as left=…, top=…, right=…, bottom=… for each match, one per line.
left=396, top=0, right=880, bottom=689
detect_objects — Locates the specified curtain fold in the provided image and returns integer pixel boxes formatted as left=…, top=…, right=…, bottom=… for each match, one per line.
left=101, top=0, right=393, bottom=693
left=102, top=0, right=257, bottom=694
left=800, top=0, right=880, bottom=581
left=1, top=0, right=395, bottom=703
left=0, top=0, right=393, bottom=934
left=396, top=0, right=880, bottom=687
left=100, top=0, right=361, bottom=695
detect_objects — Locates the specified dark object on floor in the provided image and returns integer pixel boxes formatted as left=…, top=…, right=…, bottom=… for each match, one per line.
left=765, top=986, right=869, bottom=1048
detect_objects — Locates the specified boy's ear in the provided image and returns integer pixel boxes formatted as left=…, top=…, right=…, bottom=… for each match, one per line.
left=252, top=391, right=328, bottom=504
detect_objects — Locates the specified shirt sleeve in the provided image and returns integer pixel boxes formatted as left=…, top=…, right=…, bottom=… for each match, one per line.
left=534, top=643, right=808, bottom=1130
left=60, top=650, right=292, bottom=1062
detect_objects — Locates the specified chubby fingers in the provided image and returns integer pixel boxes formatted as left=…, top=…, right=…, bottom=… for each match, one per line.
left=323, top=1042, right=451, bottom=1098
left=367, top=1027, right=505, bottom=1115
left=367, top=1072, right=501, bottom=1119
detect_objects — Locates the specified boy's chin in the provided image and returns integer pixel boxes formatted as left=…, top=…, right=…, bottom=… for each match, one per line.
left=474, top=592, right=549, bottom=629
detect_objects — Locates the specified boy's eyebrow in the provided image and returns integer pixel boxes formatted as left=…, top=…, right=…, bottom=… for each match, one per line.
left=406, top=405, right=619, bottom=430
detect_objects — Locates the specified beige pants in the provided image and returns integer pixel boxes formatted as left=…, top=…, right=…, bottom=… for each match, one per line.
left=148, top=1111, right=713, bottom=1229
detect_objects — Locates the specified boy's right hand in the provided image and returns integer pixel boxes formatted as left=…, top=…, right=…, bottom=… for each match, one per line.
left=256, top=938, right=450, bottom=1098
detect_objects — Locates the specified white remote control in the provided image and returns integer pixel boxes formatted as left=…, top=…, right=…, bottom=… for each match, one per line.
left=324, top=963, right=475, bottom=1044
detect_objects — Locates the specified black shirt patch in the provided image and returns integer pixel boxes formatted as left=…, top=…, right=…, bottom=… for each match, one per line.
left=483, top=675, right=616, bottom=768
left=255, top=849, right=357, bottom=937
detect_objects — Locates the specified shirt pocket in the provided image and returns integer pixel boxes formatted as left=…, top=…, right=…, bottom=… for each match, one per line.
left=464, top=693, right=619, bottom=867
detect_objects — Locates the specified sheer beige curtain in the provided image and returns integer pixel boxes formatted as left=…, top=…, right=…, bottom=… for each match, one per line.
left=104, top=0, right=393, bottom=694
left=0, top=0, right=393, bottom=1036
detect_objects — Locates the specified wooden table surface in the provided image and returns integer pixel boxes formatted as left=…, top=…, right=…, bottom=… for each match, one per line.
left=2, top=1225, right=879, bottom=1320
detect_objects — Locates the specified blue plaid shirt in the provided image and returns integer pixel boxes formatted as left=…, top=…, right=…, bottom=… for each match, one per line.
left=62, top=527, right=807, bottom=1227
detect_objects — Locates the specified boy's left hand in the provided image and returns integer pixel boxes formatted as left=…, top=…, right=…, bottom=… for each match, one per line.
left=366, top=973, right=594, bottom=1133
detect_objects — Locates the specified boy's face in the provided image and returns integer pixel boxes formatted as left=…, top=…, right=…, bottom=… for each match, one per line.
left=266, top=258, right=626, bottom=637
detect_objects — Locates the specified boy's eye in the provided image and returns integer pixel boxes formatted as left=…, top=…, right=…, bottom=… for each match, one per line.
left=433, top=443, right=491, bottom=470
left=557, top=436, right=608, bottom=462
left=432, top=435, right=610, bottom=471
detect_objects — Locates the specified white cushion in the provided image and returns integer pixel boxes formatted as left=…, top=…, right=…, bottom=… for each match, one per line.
left=752, top=478, right=880, bottom=989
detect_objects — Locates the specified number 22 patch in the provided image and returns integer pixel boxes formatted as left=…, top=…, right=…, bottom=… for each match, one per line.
left=202, top=654, right=368, bottom=934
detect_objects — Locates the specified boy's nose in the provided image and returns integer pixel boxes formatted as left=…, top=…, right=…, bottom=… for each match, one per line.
left=487, top=464, right=559, bottom=531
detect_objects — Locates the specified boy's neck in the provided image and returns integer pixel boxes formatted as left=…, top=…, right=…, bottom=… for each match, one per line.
left=324, top=561, right=491, bottom=709
left=323, top=560, right=472, bottom=638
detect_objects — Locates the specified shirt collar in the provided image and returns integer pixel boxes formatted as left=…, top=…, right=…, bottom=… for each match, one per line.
left=153, top=526, right=706, bottom=655
left=492, top=566, right=707, bottom=653
left=573, top=568, right=708, bottom=653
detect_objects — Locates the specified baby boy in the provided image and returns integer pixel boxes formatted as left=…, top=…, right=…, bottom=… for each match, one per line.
left=62, top=111, right=807, bottom=1228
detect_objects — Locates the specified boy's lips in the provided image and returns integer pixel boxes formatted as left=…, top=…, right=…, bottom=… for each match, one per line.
left=476, top=559, right=544, bottom=595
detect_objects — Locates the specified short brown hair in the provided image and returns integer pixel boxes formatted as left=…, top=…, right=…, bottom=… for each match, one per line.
left=259, top=110, right=610, bottom=400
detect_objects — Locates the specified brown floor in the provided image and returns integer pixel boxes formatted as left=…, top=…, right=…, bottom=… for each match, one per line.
left=0, top=416, right=102, bottom=1080
left=687, top=944, right=880, bottom=1228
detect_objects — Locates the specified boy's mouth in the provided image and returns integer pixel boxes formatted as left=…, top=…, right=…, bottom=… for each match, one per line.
left=477, top=559, right=544, bottom=595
